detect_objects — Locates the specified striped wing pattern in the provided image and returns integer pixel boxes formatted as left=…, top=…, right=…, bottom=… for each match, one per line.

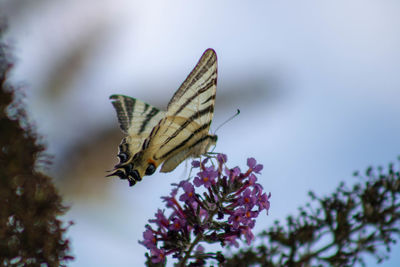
left=109, top=94, right=165, bottom=152
left=108, top=49, right=218, bottom=186
left=147, top=49, right=217, bottom=172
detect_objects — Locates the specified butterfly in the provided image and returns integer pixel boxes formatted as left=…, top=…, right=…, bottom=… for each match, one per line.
left=107, top=49, right=218, bottom=186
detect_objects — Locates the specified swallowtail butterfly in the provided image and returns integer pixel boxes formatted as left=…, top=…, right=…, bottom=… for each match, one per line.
left=108, top=49, right=218, bottom=186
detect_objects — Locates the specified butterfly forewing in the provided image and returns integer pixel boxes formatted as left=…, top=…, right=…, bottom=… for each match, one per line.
left=147, top=49, right=217, bottom=172
left=166, top=49, right=217, bottom=127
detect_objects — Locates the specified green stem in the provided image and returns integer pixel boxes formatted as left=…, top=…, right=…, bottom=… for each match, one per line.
left=180, top=233, right=203, bottom=267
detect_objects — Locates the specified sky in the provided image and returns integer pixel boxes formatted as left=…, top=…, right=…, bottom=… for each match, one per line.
left=2, top=0, right=400, bottom=266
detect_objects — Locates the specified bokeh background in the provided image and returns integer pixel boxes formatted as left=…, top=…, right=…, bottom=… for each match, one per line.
left=2, top=0, right=400, bottom=266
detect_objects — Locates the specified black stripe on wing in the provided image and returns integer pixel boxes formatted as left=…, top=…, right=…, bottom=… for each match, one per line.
left=139, top=107, right=160, bottom=134
left=160, top=105, right=214, bottom=150
left=125, top=97, right=135, bottom=126
left=157, top=120, right=212, bottom=160
left=167, top=49, right=217, bottom=110
left=110, top=94, right=164, bottom=136
left=141, top=118, right=163, bottom=151
left=142, top=103, right=150, bottom=114
left=188, top=134, right=217, bottom=150
left=172, top=77, right=216, bottom=117
left=201, top=94, right=216, bottom=105
left=110, top=95, right=136, bottom=133
left=176, top=53, right=216, bottom=102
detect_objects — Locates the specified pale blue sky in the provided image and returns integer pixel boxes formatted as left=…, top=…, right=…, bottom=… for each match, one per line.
left=2, top=0, right=400, bottom=266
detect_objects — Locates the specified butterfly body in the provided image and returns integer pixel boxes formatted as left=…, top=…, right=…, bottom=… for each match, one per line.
left=108, top=49, right=218, bottom=186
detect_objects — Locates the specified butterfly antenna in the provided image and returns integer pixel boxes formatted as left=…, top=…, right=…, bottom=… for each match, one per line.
left=213, top=109, right=240, bottom=135
left=210, top=109, right=240, bottom=153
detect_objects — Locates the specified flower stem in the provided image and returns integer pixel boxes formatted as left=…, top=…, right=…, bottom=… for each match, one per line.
left=179, top=233, right=202, bottom=267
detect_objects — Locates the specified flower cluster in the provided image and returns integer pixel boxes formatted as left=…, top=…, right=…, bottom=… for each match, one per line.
left=140, top=154, right=270, bottom=266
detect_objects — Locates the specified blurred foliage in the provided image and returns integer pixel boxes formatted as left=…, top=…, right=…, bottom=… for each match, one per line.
left=0, top=24, right=73, bottom=265
left=224, top=161, right=400, bottom=266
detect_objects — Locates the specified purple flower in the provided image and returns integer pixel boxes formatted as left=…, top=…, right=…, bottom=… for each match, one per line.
left=191, top=160, right=200, bottom=168
left=228, top=208, right=246, bottom=229
left=237, top=188, right=256, bottom=209
left=247, top=158, right=263, bottom=173
left=179, top=181, right=196, bottom=203
left=225, top=166, right=241, bottom=182
left=200, top=157, right=209, bottom=168
left=217, top=153, right=227, bottom=174
left=228, top=206, right=258, bottom=229
left=150, top=248, right=166, bottom=263
left=241, top=226, right=255, bottom=245
left=161, top=188, right=178, bottom=208
left=141, top=228, right=157, bottom=249
left=243, top=210, right=258, bottom=227
left=257, top=192, right=271, bottom=214
left=149, top=209, right=169, bottom=229
left=194, top=166, right=218, bottom=188
left=224, top=234, right=240, bottom=248
left=217, top=153, right=227, bottom=165
left=247, top=173, right=257, bottom=185
left=169, top=217, right=185, bottom=231
left=252, top=184, right=264, bottom=196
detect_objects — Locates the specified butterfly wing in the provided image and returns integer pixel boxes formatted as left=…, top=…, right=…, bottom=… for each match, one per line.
left=166, top=48, right=217, bottom=127
left=109, top=94, right=165, bottom=153
left=146, top=49, right=218, bottom=172
left=159, top=132, right=217, bottom=172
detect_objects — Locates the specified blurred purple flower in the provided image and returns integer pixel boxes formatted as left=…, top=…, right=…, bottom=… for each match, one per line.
left=247, top=157, right=263, bottom=173
left=201, top=157, right=209, bottom=166
left=217, top=153, right=227, bottom=165
left=191, top=160, right=200, bottom=168
left=224, top=234, right=240, bottom=248
left=161, top=188, right=178, bottom=208
left=257, top=192, right=271, bottom=214
left=169, top=217, right=185, bottom=231
left=149, top=209, right=169, bottom=229
left=241, top=226, right=255, bottom=245
left=225, top=166, right=241, bottom=182
left=252, top=184, right=264, bottom=196
left=243, top=210, right=258, bottom=227
left=179, top=181, right=196, bottom=203
left=194, top=166, right=218, bottom=188
left=141, top=228, right=157, bottom=250
left=228, top=208, right=246, bottom=229
left=237, top=188, right=256, bottom=209
left=248, top=173, right=257, bottom=185
left=150, top=248, right=166, bottom=263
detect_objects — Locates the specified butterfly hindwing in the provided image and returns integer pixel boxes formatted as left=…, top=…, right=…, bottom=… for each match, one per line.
left=110, top=94, right=165, bottom=152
